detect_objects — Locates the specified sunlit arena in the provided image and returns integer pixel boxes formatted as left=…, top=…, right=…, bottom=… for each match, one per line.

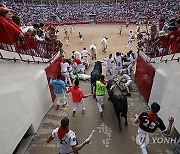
left=0, top=0, right=179, bottom=154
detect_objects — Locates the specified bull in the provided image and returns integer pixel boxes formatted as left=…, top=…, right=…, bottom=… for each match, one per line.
left=101, top=37, right=108, bottom=52
left=107, top=79, right=128, bottom=130
left=90, top=61, right=103, bottom=97
left=90, top=44, right=97, bottom=60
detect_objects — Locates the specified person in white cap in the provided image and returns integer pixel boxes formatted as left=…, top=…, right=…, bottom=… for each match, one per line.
left=47, top=116, right=90, bottom=154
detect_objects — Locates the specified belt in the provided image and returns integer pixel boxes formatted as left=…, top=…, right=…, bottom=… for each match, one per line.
left=82, top=56, right=87, bottom=57
left=96, top=94, right=105, bottom=96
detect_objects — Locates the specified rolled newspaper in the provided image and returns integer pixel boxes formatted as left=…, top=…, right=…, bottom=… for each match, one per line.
left=87, top=130, right=95, bottom=141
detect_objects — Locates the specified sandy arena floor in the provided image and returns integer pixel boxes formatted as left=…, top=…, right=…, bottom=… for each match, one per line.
left=25, top=24, right=175, bottom=154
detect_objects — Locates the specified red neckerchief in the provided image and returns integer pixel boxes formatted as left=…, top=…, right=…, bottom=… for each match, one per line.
left=148, top=112, right=159, bottom=122
left=58, top=127, right=70, bottom=139
left=100, top=79, right=106, bottom=85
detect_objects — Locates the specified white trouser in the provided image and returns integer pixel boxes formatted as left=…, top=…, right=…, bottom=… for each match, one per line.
left=106, top=65, right=113, bottom=75
left=119, top=68, right=128, bottom=74
left=123, top=62, right=135, bottom=75
left=54, top=93, right=66, bottom=105
left=113, top=66, right=122, bottom=77
left=127, top=62, right=135, bottom=75
left=82, top=57, right=89, bottom=66
left=73, top=99, right=85, bottom=111
left=61, top=72, right=72, bottom=86
left=65, top=40, right=69, bottom=46
left=96, top=95, right=105, bottom=112
left=125, top=80, right=133, bottom=87
left=75, top=64, right=85, bottom=73
left=80, top=38, right=83, bottom=43
left=137, top=128, right=153, bottom=154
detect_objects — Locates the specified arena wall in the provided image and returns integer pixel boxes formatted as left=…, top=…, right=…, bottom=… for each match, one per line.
left=0, top=49, right=52, bottom=154
left=148, top=53, right=180, bottom=133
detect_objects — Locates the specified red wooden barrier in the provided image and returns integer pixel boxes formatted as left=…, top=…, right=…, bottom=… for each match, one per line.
left=45, top=55, right=62, bottom=101
left=135, top=54, right=155, bottom=103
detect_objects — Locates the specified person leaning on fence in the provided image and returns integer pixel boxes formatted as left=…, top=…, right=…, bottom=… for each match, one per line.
left=134, top=102, right=174, bottom=154
left=0, top=7, right=23, bottom=51
left=47, top=116, right=90, bottom=154
left=49, top=74, right=67, bottom=110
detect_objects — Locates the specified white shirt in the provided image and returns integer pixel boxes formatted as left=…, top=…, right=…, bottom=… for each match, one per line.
left=81, top=50, right=89, bottom=57
left=60, top=62, right=70, bottom=72
left=52, top=128, right=77, bottom=154
left=104, top=57, right=114, bottom=66
left=114, top=56, right=122, bottom=67
left=122, top=74, right=132, bottom=81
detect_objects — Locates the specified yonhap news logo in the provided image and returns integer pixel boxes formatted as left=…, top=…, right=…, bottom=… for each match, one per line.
left=136, top=134, right=180, bottom=147
left=136, top=133, right=150, bottom=147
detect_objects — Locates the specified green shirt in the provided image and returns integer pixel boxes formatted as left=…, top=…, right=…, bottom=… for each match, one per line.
left=96, top=81, right=106, bottom=96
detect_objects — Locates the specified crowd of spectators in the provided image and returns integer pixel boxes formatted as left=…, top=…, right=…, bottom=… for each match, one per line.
left=2, top=0, right=179, bottom=24
left=0, top=0, right=179, bottom=59
left=137, top=17, right=180, bottom=58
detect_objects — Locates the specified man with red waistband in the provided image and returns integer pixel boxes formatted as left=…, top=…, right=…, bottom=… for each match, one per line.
left=47, top=117, right=90, bottom=154
left=134, top=102, right=174, bottom=154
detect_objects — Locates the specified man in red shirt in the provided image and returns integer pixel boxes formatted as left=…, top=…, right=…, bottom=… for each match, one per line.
left=67, top=79, right=91, bottom=117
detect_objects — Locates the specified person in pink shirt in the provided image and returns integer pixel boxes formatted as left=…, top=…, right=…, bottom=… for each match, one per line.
left=67, top=79, right=91, bottom=117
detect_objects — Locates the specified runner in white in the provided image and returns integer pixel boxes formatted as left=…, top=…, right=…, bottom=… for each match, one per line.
left=119, top=72, right=133, bottom=96
left=104, top=54, right=114, bottom=76
left=81, top=47, right=91, bottom=68
left=47, top=117, right=91, bottom=154
left=60, top=59, right=72, bottom=86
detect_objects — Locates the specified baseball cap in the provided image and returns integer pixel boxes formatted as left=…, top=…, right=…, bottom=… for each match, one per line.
left=61, top=117, right=69, bottom=128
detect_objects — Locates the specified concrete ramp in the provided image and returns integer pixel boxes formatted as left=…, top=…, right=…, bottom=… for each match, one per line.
left=0, top=58, right=52, bottom=154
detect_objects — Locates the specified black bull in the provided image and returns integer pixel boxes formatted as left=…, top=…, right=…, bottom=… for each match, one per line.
left=107, top=79, right=128, bottom=130
left=90, top=61, right=103, bottom=96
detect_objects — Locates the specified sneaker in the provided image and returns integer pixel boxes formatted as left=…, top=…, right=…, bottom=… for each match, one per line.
left=56, top=105, right=59, bottom=110
left=62, top=103, right=67, bottom=107
left=126, top=93, right=131, bottom=97
left=72, top=111, right=76, bottom=117
left=100, top=111, right=103, bottom=118
left=82, top=110, right=85, bottom=114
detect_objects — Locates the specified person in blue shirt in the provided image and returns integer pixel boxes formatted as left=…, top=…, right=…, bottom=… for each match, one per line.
left=49, top=74, right=67, bottom=110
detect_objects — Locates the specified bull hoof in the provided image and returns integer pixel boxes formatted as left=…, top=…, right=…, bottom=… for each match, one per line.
left=125, top=122, right=128, bottom=126
left=119, top=127, right=122, bottom=131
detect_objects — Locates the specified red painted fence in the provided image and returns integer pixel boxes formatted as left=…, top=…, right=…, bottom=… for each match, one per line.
left=135, top=54, right=155, bottom=103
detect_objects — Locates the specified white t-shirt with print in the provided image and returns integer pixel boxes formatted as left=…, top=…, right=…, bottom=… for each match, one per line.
left=52, top=128, right=77, bottom=154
